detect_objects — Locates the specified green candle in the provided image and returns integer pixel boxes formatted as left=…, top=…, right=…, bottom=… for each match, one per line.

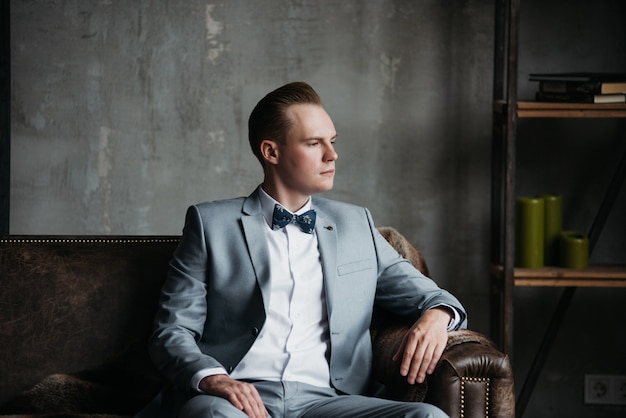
left=559, top=231, right=589, bottom=269
left=516, top=197, right=545, bottom=268
left=542, top=194, right=562, bottom=266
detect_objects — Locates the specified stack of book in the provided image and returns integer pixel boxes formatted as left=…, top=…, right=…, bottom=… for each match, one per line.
left=530, top=73, right=626, bottom=103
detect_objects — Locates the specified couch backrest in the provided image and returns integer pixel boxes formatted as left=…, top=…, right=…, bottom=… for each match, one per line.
left=0, top=236, right=180, bottom=405
left=0, top=228, right=427, bottom=406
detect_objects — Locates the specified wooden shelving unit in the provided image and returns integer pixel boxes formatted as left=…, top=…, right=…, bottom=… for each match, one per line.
left=491, top=98, right=626, bottom=358
left=491, top=1, right=626, bottom=416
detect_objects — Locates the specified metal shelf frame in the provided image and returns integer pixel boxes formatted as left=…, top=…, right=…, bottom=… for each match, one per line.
left=490, top=1, right=626, bottom=416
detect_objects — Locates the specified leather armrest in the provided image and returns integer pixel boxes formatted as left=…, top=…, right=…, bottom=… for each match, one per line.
left=425, top=330, right=515, bottom=418
left=371, top=321, right=515, bottom=418
left=371, top=319, right=428, bottom=403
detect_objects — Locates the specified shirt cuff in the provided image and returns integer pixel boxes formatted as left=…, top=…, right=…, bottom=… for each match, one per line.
left=430, top=303, right=461, bottom=331
left=191, top=367, right=229, bottom=392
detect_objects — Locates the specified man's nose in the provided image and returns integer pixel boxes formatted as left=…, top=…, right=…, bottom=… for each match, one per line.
left=325, top=143, right=338, bottom=161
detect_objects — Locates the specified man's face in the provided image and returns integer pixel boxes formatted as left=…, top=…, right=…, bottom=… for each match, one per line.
left=273, top=104, right=338, bottom=198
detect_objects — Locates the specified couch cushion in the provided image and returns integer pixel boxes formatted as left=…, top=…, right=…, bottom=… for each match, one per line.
left=0, top=237, right=179, bottom=411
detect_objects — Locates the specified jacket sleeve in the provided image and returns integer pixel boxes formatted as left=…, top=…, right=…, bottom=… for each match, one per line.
left=148, top=205, right=223, bottom=391
left=367, top=209, right=468, bottom=330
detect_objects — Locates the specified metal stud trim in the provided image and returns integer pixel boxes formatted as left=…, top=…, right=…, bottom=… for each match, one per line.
left=0, top=237, right=180, bottom=244
left=460, top=376, right=490, bottom=418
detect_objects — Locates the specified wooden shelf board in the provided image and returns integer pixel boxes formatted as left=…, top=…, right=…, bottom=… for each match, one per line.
left=517, top=101, right=626, bottom=118
left=491, top=265, right=626, bottom=287
left=493, top=100, right=626, bottom=118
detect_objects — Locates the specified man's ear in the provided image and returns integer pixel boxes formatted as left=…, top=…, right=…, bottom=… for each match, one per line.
left=260, top=139, right=279, bottom=165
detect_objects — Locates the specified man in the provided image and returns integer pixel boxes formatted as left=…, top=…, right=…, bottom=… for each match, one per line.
left=146, top=82, right=467, bottom=418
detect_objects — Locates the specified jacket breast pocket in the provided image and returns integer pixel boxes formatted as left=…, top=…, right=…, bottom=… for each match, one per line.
left=337, top=259, right=375, bottom=276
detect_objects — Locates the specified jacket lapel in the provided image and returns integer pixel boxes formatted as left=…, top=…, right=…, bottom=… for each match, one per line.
left=241, top=189, right=272, bottom=314
left=313, top=206, right=338, bottom=318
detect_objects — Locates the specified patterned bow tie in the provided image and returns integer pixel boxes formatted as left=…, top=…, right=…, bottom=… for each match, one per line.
left=272, top=204, right=316, bottom=234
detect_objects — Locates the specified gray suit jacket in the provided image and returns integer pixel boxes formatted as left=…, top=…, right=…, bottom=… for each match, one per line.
left=146, top=187, right=467, bottom=415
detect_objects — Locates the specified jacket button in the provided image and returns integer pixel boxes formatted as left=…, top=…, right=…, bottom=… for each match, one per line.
left=251, top=327, right=259, bottom=336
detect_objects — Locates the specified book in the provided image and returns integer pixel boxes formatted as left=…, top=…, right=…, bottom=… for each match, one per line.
left=535, top=91, right=626, bottom=104
left=538, top=80, right=626, bottom=95
left=530, top=73, right=626, bottom=102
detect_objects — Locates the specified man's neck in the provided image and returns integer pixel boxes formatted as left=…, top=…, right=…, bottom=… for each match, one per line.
left=261, top=183, right=311, bottom=213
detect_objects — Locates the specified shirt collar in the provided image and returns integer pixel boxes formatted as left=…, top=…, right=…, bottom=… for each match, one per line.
left=258, top=186, right=312, bottom=228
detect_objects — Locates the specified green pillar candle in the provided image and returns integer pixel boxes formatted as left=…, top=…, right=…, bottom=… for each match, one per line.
left=559, top=231, right=589, bottom=269
left=542, top=194, right=562, bottom=266
left=516, top=197, right=545, bottom=268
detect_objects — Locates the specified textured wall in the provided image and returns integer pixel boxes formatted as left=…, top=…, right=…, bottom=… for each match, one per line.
left=10, top=0, right=494, bottom=326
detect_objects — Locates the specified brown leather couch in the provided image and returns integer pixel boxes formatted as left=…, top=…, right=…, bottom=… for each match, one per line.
left=0, top=228, right=514, bottom=418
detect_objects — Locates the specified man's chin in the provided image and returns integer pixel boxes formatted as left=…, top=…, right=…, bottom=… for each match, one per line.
left=315, top=183, right=334, bottom=194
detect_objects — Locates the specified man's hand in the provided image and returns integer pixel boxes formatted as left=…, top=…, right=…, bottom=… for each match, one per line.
left=199, top=374, right=268, bottom=418
left=392, top=308, right=451, bottom=385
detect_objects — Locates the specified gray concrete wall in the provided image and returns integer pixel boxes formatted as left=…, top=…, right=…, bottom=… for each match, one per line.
left=10, top=0, right=495, bottom=326
left=8, top=1, right=626, bottom=417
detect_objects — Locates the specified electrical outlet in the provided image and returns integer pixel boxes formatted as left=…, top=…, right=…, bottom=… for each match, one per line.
left=585, top=375, right=611, bottom=404
left=585, top=374, right=626, bottom=405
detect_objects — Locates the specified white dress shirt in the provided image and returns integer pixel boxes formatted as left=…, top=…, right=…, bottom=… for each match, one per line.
left=230, top=189, right=331, bottom=386
left=192, top=188, right=331, bottom=389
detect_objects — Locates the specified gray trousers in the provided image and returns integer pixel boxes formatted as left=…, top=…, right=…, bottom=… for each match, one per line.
left=179, top=380, right=448, bottom=418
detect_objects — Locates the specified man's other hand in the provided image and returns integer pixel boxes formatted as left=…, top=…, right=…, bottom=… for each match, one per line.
left=392, top=307, right=451, bottom=384
left=199, top=374, right=269, bottom=418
